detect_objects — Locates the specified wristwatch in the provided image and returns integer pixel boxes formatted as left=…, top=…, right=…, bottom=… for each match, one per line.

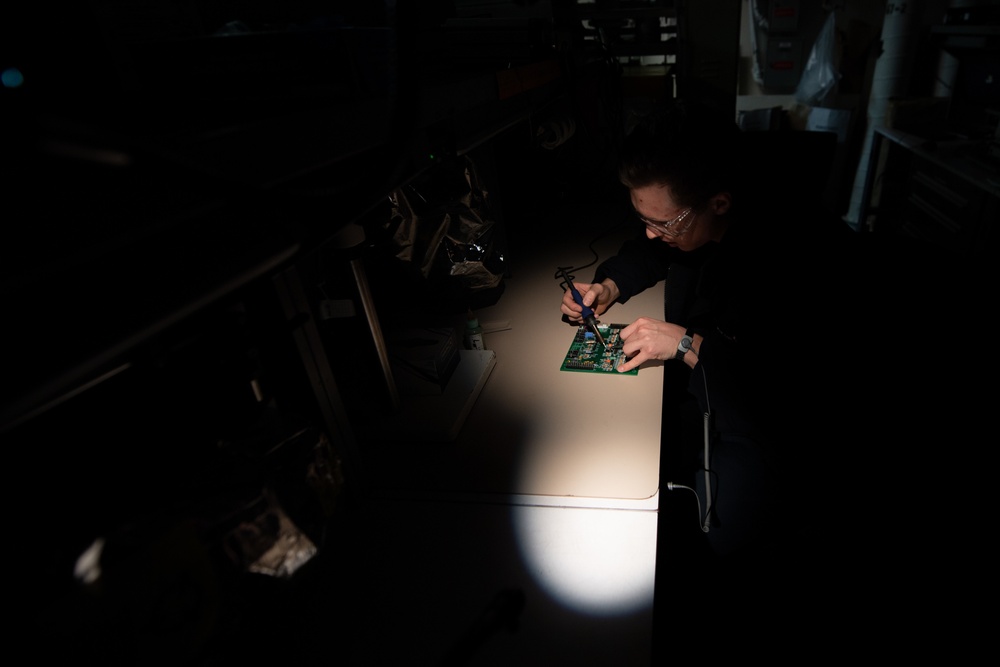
left=674, top=328, right=695, bottom=361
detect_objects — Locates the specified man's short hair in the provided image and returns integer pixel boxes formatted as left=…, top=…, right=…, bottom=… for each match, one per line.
left=618, top=100, right=743, bottom=208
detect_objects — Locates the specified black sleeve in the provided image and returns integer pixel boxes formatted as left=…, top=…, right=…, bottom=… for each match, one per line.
left=681, top=232, right=789, bottom=441
left=686, top=224, right=859, bottom=445
left=591, top=234, right=673, bottom=304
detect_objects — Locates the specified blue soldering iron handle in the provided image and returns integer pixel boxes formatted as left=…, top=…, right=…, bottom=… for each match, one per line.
left=570, top=285, right=596, bottom=320
left=560, top=270, right=595, bottom=320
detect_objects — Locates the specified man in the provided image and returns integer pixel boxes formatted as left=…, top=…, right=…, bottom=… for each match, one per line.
left=560, top=99, right=860, bottom=558
left=563, top=99, right=992, bottom=648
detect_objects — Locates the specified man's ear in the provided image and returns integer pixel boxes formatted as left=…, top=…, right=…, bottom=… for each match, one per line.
left=711, top=192, right=732, bottom=215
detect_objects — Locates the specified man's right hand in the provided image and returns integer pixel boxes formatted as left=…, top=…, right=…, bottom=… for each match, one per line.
left=560, top=278, right=619, bottom=323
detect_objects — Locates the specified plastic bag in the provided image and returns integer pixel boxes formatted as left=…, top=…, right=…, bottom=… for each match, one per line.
left=795, top=12, right=840, bottom=106
left=386, top=155, right=506, bottom=293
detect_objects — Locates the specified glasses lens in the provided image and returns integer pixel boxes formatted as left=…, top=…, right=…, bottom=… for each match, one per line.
left=640, top=208, right=691, bottom=237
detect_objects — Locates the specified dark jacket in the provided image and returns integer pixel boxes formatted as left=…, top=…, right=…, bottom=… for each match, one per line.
left=593, top=209, right=857, bottom=446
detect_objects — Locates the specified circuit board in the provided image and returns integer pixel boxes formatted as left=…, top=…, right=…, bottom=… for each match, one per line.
left=560, top=324, right=638, bottom=375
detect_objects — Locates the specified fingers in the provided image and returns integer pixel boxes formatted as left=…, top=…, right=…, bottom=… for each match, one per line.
left=616, top=350, right=645, bottom=373
left=560, top=279, right=619, bottom=321
left=616, top=317, right=680, bottom=371
left=616, top=319, right=646, bottom=372
left=619, top=320, right=636, bottom=340
left=561, top=281, right=599, bottom=321
left=619, top=316, right=653, bottom=341
left=560, top=290, right=583, bottom=320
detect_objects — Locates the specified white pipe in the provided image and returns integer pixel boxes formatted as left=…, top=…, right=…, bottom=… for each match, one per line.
left=748, top=0, right=767, bottom=86
left=933, top=49, right=960, bottom=98
left=844, top=0, right=924, bottom=230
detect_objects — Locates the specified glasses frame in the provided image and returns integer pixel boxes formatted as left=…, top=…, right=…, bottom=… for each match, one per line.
left=636, top=206, right=695, bottom=238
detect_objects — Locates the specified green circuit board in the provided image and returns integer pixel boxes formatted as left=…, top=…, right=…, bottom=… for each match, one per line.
left=560, top=324, right=638, bottom=375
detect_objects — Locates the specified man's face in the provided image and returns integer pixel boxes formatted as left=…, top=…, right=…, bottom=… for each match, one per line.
left=630, top=184, right=706, bottom=251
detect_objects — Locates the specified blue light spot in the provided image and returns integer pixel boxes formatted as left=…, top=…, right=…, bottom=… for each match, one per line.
left=2, top=68, right=25, bottom=89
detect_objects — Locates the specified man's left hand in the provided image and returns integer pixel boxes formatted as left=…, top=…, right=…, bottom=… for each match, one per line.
left=617, top=317, right=689, bottom=373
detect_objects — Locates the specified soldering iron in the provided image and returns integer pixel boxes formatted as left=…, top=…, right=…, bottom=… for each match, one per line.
left=558, top=268, right=607, bottom=347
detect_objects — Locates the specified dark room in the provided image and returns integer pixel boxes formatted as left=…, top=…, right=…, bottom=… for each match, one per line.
left=3, top=1, right=997, bottom=664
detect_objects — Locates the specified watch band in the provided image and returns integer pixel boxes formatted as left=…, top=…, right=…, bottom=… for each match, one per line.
left=674, top=328, right=695, bottom=361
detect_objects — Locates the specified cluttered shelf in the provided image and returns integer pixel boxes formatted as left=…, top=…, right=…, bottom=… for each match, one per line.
left=860, top=126, right=1000, bottom=256
left=2, top=12, right=566, bottom=432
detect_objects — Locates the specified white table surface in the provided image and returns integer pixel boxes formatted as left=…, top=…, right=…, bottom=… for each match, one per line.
left=363, top=227, right=665, bottom=509
left=354, top=227, right=664, bottom=662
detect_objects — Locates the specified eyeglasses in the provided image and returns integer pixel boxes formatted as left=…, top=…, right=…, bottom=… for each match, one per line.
left=636, top=206, right=695, bottom=238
